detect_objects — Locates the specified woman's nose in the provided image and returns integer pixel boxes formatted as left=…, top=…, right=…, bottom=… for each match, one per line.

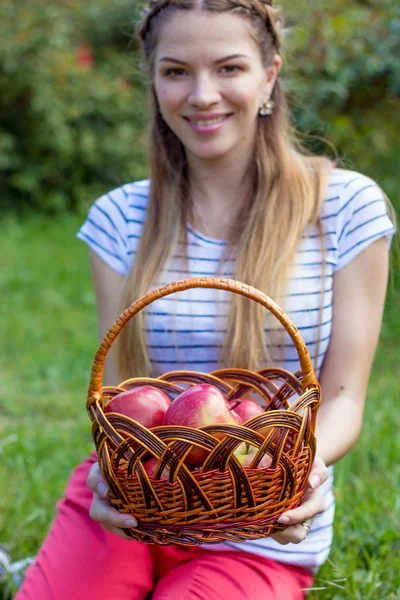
left=188, top=73, right=220, bottom=108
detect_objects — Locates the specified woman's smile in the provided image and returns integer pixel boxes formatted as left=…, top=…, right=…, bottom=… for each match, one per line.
left=183, top=112, right=233, bottom=134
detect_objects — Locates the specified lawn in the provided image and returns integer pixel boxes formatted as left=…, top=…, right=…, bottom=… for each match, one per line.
left=1, top=213, right=399, bottom=599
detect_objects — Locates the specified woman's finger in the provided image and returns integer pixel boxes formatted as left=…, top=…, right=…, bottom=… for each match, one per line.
left=102, top=523, right=133, bottom=541
left=271, top=532, right=290, bottom=545
left=89, top=493, right=138, bottom=530
left=277, top=488, right=326, bottom=526
left=307, top=456, right=329, bottom=491
left=272, top=519, right=314, bottom=545
left=87, top=460, right=139, bottom=539
left=86, top=461, right=109, bottom=497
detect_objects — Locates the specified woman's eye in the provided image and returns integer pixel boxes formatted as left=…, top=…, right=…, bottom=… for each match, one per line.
left=220, top=65, right=242, bottom=74
left=164, top=68, right=187, bottom=78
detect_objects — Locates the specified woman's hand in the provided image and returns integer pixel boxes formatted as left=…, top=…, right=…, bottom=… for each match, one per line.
left=271, top=456, right=329, bottom=545
left=87, top=461, right=138, bottom=540
left=87, top=457, right=328, bottom=544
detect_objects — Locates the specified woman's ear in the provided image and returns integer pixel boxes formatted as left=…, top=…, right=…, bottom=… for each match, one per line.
left=264, top=54, right=282, bottom=95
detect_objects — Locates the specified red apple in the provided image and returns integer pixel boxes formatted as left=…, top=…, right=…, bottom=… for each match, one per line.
left=162, top=384, right=238, bottom=467
left=142, top=457, right=170, bottom=480
left=229, top=398, right=264, bottom=423
left=163, top=384, right=235, bottom=428
left=104, top=386, right=171, bottom=428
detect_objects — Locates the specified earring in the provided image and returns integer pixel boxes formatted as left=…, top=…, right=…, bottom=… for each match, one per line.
left=259, top=99, right=275, bottom=116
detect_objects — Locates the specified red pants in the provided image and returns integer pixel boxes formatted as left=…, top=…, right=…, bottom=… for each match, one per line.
left=16, top=455, right=313, bottom=600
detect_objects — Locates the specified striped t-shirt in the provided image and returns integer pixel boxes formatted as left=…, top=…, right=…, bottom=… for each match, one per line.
left=77, top=169, right=394, bottom=573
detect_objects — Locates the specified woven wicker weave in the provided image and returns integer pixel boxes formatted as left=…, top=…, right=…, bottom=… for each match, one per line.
left=86, top=277, right=321, bottom=545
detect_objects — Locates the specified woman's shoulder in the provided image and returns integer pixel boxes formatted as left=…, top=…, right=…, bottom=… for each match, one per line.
left=119, top=179, right=151, bottom=203
left=326, top=168, right=383, bottom=199
left=83, top=179, right=151, bottom=231
left=321, top=168, right=387, bottom=220
left=96, top=179, right=151, bottom=216
left=76, top=179, right=151, bottom=277
left=321, top=168, right=395, bottom=271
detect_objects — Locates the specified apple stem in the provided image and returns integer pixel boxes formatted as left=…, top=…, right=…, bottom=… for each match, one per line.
left=229, top=399, right=242, bottom=410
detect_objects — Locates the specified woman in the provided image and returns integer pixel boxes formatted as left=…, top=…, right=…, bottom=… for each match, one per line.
left=17, top=1, right=395, bottom=598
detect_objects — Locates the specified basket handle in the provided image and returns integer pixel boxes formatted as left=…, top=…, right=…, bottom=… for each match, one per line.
left=87, top=277, right=319, bottom=409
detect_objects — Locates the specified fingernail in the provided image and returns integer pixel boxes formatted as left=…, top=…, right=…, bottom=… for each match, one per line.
left=277, top=515, right=290, bottom=524
left=309, top=475, right=320, bottom=489
left=97, top=483, right=108, bottom=496
left=124, top=518, right=138, bottom=528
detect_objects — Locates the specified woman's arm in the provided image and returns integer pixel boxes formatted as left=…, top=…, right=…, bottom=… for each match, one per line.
left=88, top=251, right=140, bottom=533
left=89, top=251, right=125, bottom=386
left=274, top=236, right=391, bottom=538
left=315, top=236, right=390, bottom=466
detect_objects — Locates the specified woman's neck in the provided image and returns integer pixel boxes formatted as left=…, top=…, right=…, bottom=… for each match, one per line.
left=187, top=154, right=254, bottom=240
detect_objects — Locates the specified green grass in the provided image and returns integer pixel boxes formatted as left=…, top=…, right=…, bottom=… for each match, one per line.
left=1, top=214, right=400, bottom=599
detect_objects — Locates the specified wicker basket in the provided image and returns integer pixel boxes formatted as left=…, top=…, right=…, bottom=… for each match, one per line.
left=86, top=277, right=321, bottom=545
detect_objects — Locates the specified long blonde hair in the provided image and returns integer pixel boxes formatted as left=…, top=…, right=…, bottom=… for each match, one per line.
left=117, top=0, right=334, bottom=379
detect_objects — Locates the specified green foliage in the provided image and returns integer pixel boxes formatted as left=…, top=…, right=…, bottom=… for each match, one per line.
left=0, top=0, right=148, bottom=213
left=1, top=0, right=399, bottom=212
left=282, top=0, right=400, bottom=202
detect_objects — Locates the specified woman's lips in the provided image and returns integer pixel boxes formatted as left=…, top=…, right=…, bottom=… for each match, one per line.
left=183, top=113, right=232, bottom=134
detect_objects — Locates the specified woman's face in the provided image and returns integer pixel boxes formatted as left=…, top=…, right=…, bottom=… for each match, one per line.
left=153, top=10, right=281, bottom=165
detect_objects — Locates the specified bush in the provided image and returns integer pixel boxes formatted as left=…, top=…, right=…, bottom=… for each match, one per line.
left=283, top=0, right=400, bottom=203
left=1, top=0, right=399, bottom=212
left=0, top=0, right=148, bottom=213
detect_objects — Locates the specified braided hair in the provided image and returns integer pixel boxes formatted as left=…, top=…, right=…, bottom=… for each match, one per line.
left=137, top=0, right=283, bottom=69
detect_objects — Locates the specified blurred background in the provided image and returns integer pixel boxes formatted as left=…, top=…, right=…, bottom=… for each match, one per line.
left=1, top=0, right=399, bottom=213
left=1, top=1, right=399, bottom=598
